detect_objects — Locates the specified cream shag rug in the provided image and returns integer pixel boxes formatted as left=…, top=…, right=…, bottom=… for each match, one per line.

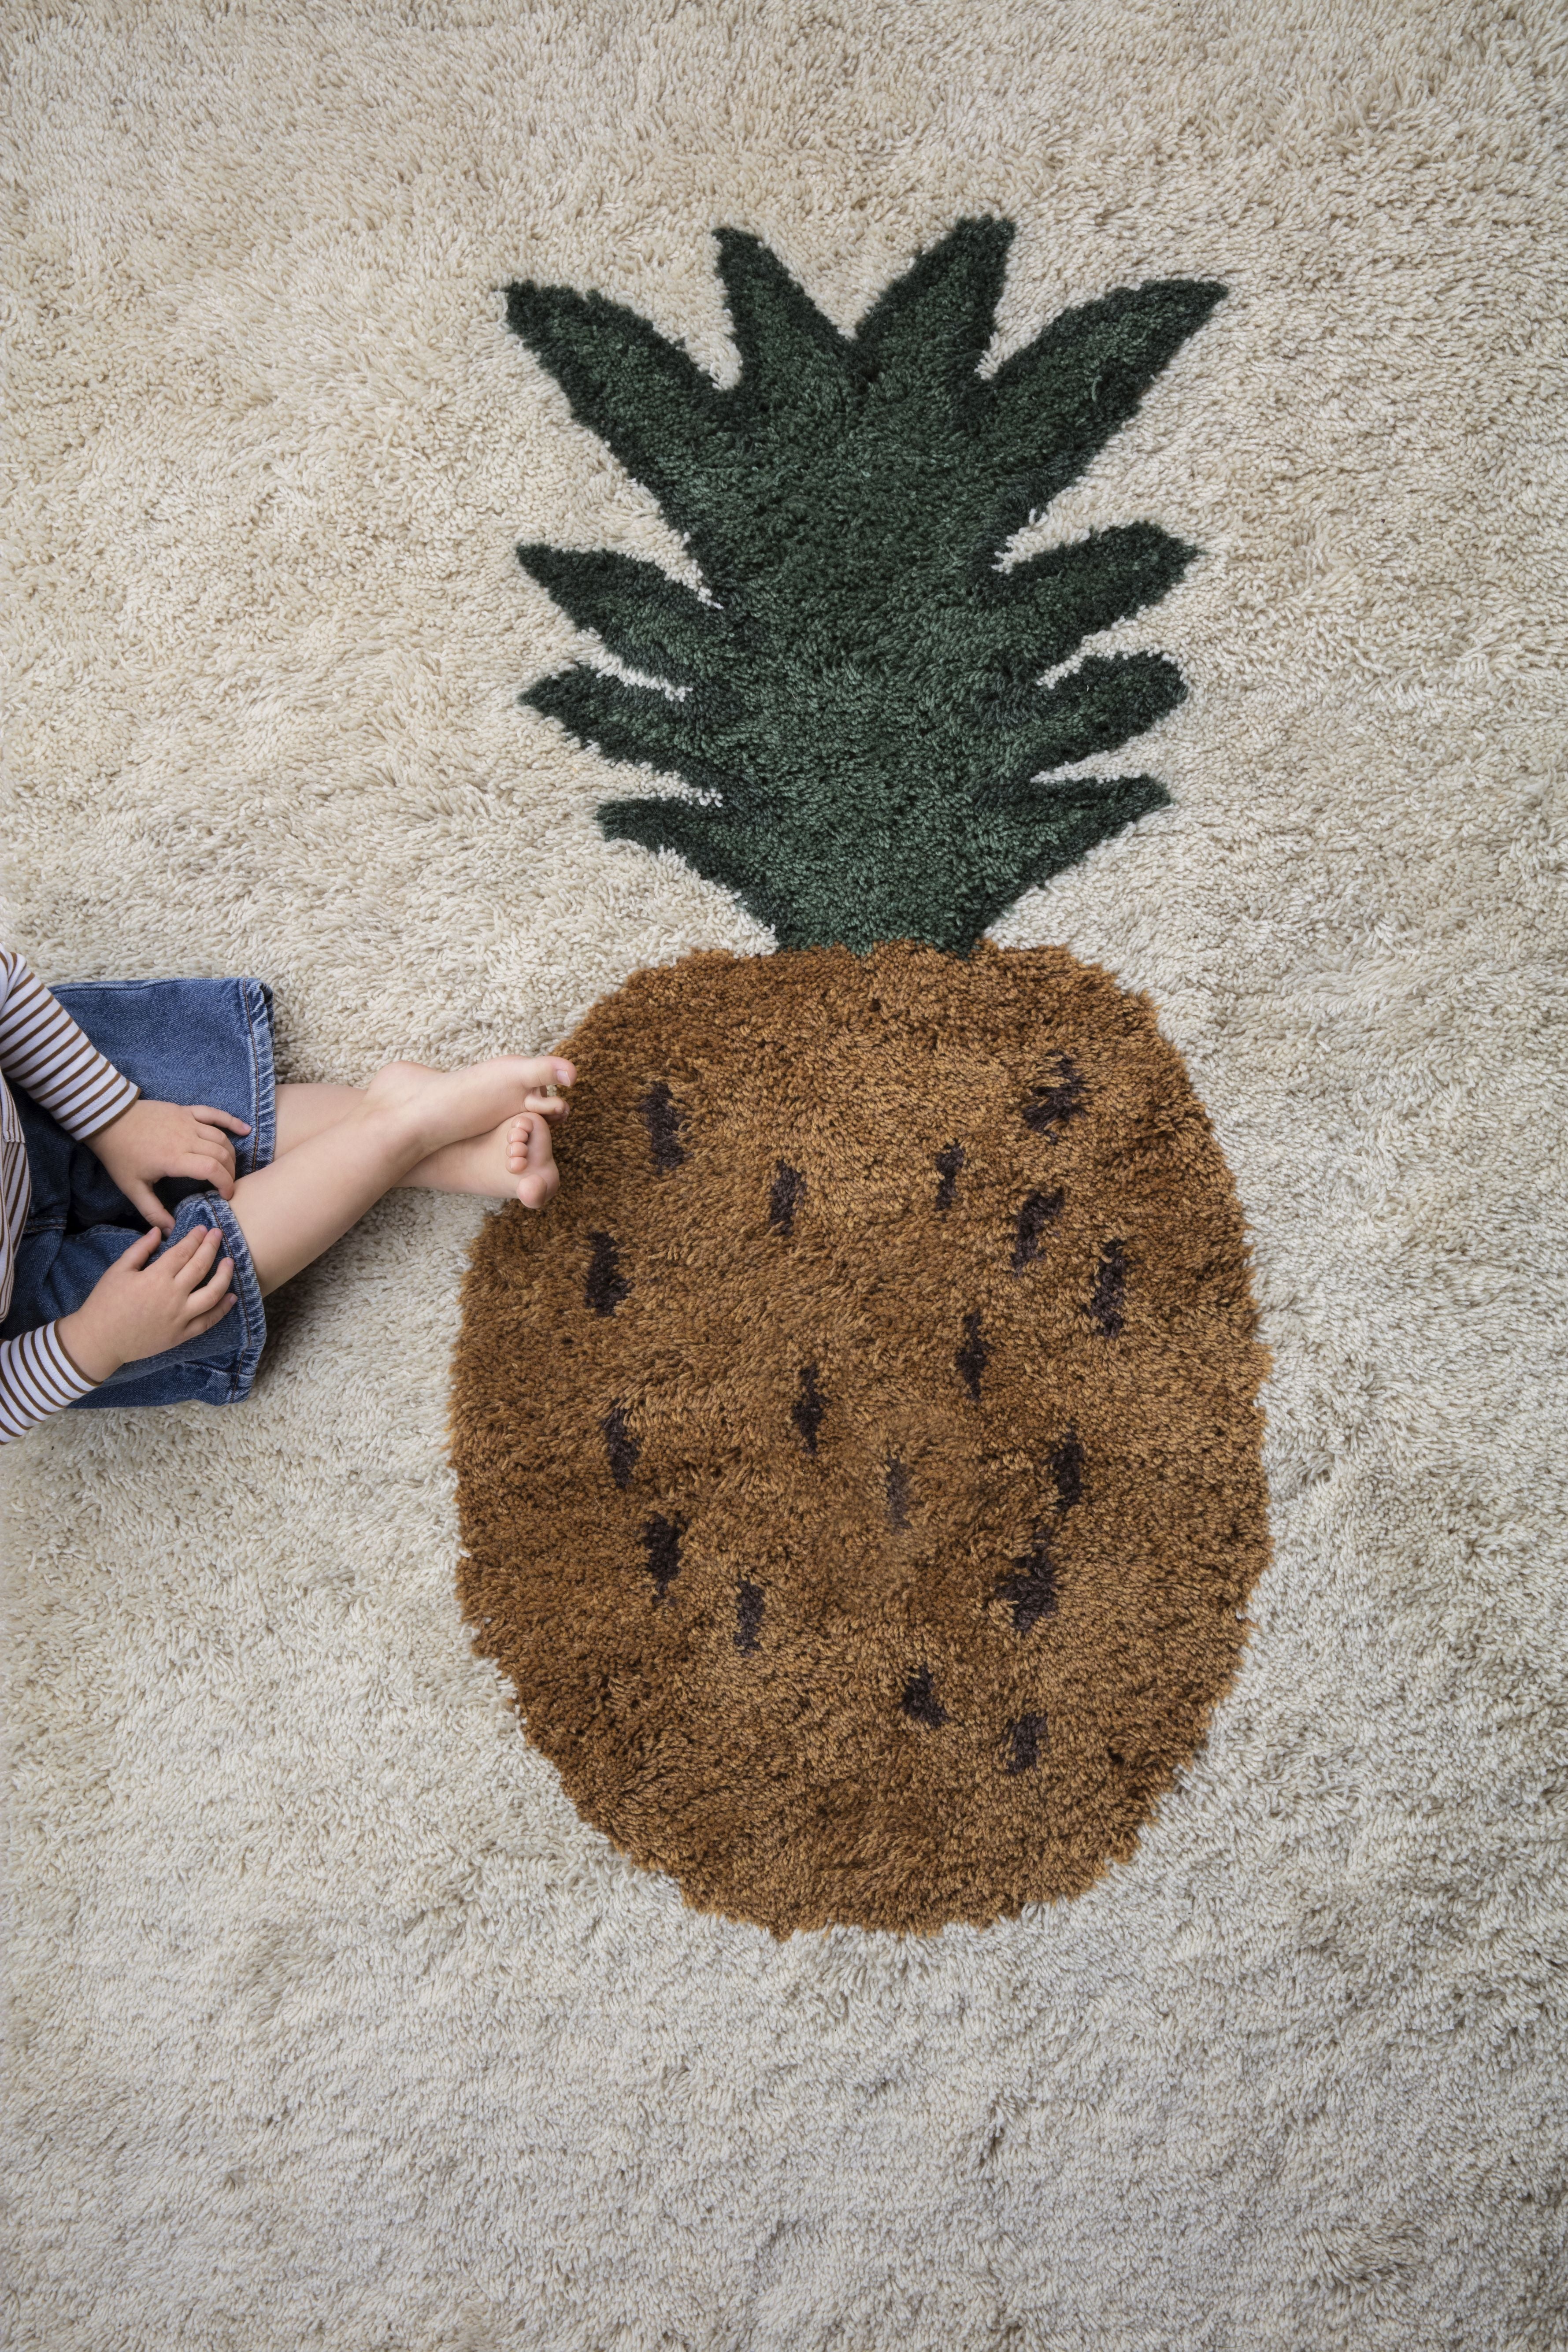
left=4, top=4, right=1565, bottom=2345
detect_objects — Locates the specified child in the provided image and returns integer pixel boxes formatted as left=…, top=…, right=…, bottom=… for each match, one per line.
left=0, top=946, right=574, bottom=1442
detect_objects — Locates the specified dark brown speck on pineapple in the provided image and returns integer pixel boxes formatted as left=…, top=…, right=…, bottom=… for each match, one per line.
left=641, top=1513, right=683, bottom=1601
left=934, top=1143, right=965, bottom=1211
left=901, top=1667, right=948, bottom=1730
left=768, top=1162, right=805, bottom=1234
left=1012, top=1186, right=1063, bottom=1273
left=583, top=1231, right=630, bottom=1317
left=601, top=1401, right=639, bottom=1489
left=452, top=942, right=1271, bottom=1937
left=1006, top=1714, right=1049, bottom=1774
left=735, top=1582, right=765, bottom=1654
left=792, top=1364, right=826, bottom=1455
left=639, top=1081, right=686, bottom=1171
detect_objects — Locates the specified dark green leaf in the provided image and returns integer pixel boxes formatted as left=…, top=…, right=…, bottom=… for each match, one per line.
left=598, top=795, right=760, bottom=900
left=504, top=281, right=735, bottom=530
left=714, top=230, right=853, bottom=422
left=982, top=523, right=1197, bottom=678
left=526, top=665, right=723, bottom=792
left=979, top=278, right=1226, bottom=533
left=517, top=546, right=730, bottom=686
left=857, top=218, right=1014, bottom=412
left=983, top=652, right=1189, bottom=789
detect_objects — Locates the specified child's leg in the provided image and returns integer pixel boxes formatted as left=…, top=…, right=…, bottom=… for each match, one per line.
left=275, top=1083, right=363, bottom=1154
left=230, top=1059, right=560, bottom=1296
left=276, top=1079, right=555, bottom=1201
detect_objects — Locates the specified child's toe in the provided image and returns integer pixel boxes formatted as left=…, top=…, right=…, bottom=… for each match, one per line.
left=517, top=1170, right=551, bottom=1209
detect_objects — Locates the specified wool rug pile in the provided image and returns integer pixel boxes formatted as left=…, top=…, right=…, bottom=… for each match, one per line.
left=4, top=3, right=1564, bottom=2346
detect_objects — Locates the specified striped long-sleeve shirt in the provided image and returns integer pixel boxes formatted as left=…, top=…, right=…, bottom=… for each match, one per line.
left=1, top=949, right=140, bottom=1441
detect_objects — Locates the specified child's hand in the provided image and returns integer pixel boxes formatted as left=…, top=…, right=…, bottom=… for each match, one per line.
left=56, top=1225, right=237, bottom=1384
left=86, top=1098, right=253, bottom=1234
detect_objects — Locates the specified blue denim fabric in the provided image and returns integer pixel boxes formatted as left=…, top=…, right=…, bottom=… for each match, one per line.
left=2, top=978, right=277, bottom=1409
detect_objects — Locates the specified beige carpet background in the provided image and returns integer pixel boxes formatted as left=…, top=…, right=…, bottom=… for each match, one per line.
left=4, top=2, right=1565, bottom=2345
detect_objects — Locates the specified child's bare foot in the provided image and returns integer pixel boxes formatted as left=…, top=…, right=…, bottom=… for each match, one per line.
left=393, top=1056, right=574, bottom=1204
left=399, top=1109, right=562, bottom=1206
left=364, top=1055, right=575, bottom=1160
left=506, top=1112, right=560, bottom=1208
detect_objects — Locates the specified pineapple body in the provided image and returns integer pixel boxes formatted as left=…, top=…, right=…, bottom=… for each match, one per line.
left=453, top=941, right=1268, bottom=1936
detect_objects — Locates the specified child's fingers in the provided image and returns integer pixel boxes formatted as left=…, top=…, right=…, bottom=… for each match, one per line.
left=170, top=1148, right=238, bottom=1197
left=192, top=1296, right=237, bottom=1335
left=188, top=1104, right=252, bottom=1137
left=186, top=1256, right=235, bottom=1312
left=163, top=1225, right=225, bottom=1284
left=192, top=1126, right=239, bottom=1168
left=115, top=1225, right=168, bottom=1270
left=123, top=1177, right=175, bottom=1234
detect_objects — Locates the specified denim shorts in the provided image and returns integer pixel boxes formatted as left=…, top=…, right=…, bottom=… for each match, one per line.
left=1, top=978, right=277, bottom=1409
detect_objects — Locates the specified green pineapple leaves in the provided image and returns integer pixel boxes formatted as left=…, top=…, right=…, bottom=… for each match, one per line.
left=516, top=547, right=730, bottom=689
left=506, top=219, right=1223, bottom=953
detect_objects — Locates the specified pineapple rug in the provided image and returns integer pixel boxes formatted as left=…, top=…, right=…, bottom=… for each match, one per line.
left=4, top=4, right=1564, bottom=2348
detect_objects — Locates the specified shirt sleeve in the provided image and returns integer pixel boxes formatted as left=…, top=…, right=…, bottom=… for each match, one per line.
left=0, top=947, right=139, bottom=1139
left=0, top=1321, right=100, bottom=1443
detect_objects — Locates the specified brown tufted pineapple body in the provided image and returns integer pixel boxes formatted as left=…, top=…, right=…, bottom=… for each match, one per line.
left=452, top=942, right=1270, bottom=1937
